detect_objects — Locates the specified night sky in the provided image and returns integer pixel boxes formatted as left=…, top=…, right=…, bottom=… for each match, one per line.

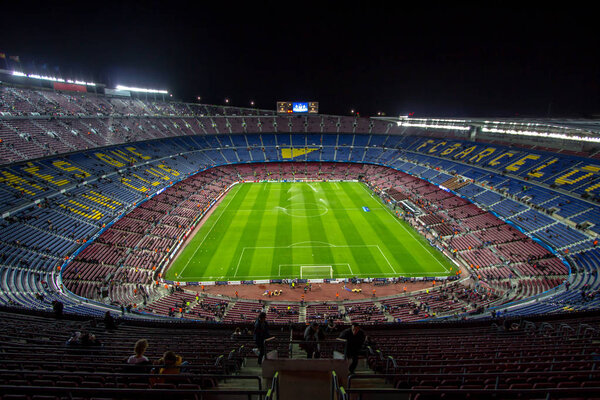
left=2, top=1, right=598, bottom=118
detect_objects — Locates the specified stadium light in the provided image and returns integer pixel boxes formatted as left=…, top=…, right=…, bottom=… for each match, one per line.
left=225, top=98, right=230, bottom=104
left=396, top=120, right=470, bottom=131
left=250, top=100, right=255, bottom=106
left=115, top=85, right=168, bottom=94
left=12, top=71, right=96, bottom=86
left=481, top=127, right=600, bottom=143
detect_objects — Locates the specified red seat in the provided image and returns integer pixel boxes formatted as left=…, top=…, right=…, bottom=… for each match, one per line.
left=178, top=383, right=200, bottom=389
left=581, top=381, right=600, bottom=388
left=508, top=383, right=533, bottom=390
left=460, top=385, right=484, bottom=389
left=55, top=381, right=78, bottom=387
left=532, top=382, right=556, bottom=389
left=80, top=381, right=103, bottom=388
left=31, top=380, right=55, bottom=387
left=558, top=381, right=581, bottom=388
left=128, top=382, right=149, bottom=389
left=153, top=383, right=176, bottom=389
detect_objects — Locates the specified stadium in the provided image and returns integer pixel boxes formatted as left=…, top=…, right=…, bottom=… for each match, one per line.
left=2, top=3, right=600, bottom=399
left=1, top=73, right=600, bottom=398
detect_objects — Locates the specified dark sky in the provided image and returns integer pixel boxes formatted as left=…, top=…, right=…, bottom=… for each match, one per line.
left=1, top=1, right=599, bottom=118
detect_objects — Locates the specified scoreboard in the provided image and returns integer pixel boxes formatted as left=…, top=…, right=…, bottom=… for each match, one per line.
left=277, top=101, right=319, bottom=114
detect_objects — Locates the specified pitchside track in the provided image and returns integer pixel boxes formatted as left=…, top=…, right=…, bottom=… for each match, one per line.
left=165, top=182, right=455, bottom=282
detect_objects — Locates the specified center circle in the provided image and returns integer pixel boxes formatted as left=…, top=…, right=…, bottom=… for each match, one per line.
left=282, top=203, right=328, bottom=217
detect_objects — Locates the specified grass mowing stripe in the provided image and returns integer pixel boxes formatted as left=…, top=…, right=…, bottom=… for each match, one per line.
left=359, top=183, right=453, bottom=274
left=302, top=183, right=336, bottom=273
left=232, top=184, right=272, bottom=278
left=333, top=182, right=387, bottom=276
left=194, top=183, right=253, bottom=278
left=167, top=183, right=242, bottom=279
left=342, top=182, right=423, bottom=273
left=325, top=183, right=381, bottom=276
left=271, top=183, right=293, bottom=278
left=246, top=183, right=280, bottom=278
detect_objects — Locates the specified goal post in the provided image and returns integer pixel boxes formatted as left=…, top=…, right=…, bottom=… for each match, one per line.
left=300, top=265, right=333, bottom=279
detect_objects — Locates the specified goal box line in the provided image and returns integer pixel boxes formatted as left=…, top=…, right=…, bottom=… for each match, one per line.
left=301, top=265, right=332, bottom=279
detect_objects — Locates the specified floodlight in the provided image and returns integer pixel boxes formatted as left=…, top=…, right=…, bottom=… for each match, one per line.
left=116, top=85, right=168, bottom=94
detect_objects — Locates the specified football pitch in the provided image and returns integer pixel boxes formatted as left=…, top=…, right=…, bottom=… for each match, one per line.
left=165, top=181, right=456, bottom=282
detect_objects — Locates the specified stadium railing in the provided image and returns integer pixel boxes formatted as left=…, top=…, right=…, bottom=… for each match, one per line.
left=264, top=338, right=347, bottom=359
left=0, top=372, right=278, bottom=399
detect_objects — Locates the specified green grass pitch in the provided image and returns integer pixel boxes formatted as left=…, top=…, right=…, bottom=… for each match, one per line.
left=165, top=181, right=456, bottom=282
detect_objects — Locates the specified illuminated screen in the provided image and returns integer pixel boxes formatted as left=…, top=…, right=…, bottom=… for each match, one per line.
left=277, top=101, right=318, bottom=114
left=292, top=102, right=308, bottom=113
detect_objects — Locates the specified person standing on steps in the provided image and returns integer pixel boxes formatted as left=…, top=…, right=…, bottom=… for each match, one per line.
left=338, top=322, right=366, bottom=374
left=304, top=322, right=324, bottom=358
left=253, top=311, right=270, bottom=365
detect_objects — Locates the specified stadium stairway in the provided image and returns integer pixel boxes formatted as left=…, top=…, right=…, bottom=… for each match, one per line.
left=219, top=299, right=237, bottom=321
left=216, top=357, right=266, bottom=395
left=299, top=306, right=307, bottom=323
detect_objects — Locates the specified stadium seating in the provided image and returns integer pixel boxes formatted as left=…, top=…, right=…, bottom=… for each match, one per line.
left=4, top=83, right=600, bottom=399
left=0, top=83, right=599, bottom=327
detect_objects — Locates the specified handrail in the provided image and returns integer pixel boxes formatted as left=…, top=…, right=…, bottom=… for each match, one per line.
left=0, top=385, right=268, bottom=399
left=0, top=369, right=264, bottom=387
left=378, top=359, right=598, bottom=371
left=347, top=371, right=600, bottom=388
left=341, top=386, right=600, bottom=399
left=330, top=371, right=339, bottom=400
left=270, top=371, right=279, bottom=400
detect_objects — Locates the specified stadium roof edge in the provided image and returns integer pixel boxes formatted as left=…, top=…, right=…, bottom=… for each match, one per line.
left=373, top=116, right=600, bottom=143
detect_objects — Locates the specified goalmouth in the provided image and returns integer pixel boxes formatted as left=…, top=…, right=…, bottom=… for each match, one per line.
left=300, top=265, right=333, bottom=279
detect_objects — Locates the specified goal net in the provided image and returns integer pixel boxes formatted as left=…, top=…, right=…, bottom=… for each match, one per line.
left=300, top=265, right=333, bottom=279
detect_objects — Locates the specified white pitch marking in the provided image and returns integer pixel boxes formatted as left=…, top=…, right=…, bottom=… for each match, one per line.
left=288, top=241, right=336, bottom=248
left=179, top=184, right=241, bottom=276
left=233, top=248, right=246, bottom=277
left=360, top=183, right=449, bottom=273
left=241, top=244, right=379, bottom=249
left=376, top=244, right=398, bottom=274
left=184, top=270, right=449, bottom=280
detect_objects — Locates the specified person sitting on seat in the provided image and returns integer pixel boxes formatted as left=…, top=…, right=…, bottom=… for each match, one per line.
left=158, top=351, right=184, bottom=374
left=127, top=339, right=150, bottom=365
left=151, top=351, right=188, bottom=385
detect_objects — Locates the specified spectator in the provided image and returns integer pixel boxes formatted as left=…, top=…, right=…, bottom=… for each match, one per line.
left=66, top=331, right=101, bottom=348
left=157, top=351, right=184, bottom=374
left=231, top=327, right=242, bottom=339
left=127, top=339, right=150, bottom=365
left=151, top=351, right=187, bottom=386
left=304, top=322, right=324, bottom=358
left=338, top=322, right=366, bottom=374
left=325, top=318, right=336, bottom=333
left=104, top=311, right=116, bottom=330
left=52, top=300, right=63, bottom=318
left=253, top=312, right=270, bottom=365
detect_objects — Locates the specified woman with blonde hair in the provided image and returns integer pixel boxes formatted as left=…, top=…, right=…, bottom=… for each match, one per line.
left=127, top=339, right=150, bottom=364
